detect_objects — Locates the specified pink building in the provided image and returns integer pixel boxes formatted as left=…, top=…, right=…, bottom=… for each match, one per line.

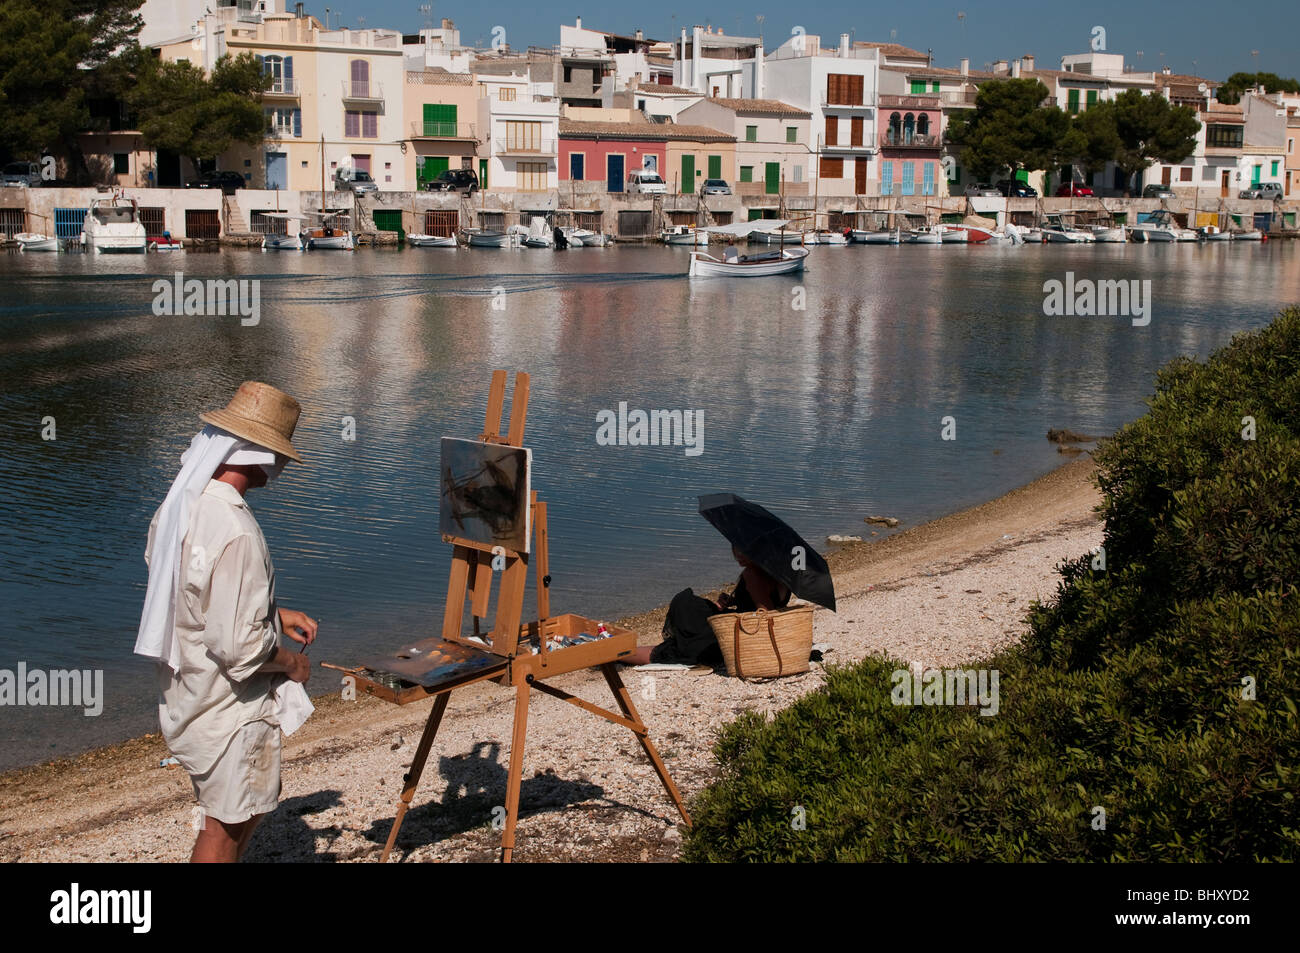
left=877, top=94, right=943, bottom=196
left=559, top=121, right=668, bottom=191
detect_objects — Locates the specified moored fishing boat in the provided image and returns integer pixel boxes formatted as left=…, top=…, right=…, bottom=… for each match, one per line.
left=407, top=233, right=457, bottom=247
left=689, top=245, right=809, bottom=278
left=14, top=232, right=59, bottom=252
left=906, top=226, right=944, bottom=244
left=852, top=227, right=902, bottom=244
left=464, top=228, right=508, bottom=248
left=1090, top=225, right=1127, bottom=243
left=661, top=224, right=708, bottom=246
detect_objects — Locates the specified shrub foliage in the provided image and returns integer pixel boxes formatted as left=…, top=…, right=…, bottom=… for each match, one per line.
left=683, top=309, right=1300, bottom=861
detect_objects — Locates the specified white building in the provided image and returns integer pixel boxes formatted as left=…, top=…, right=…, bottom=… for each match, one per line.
left=674, top=26, right=763, bottom=98
left=475, top=74, right=560, bottom=193
left=762, top=33, right=881, bottom=196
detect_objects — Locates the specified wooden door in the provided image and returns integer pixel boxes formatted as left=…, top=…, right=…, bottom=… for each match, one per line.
left=1161, top=167, right=1171, bottom=186
left=1221, top=170, right=1230, bottom=198
left=764, top=162, right=780, bottom=195
left=854, top=157, right=867, bottom=194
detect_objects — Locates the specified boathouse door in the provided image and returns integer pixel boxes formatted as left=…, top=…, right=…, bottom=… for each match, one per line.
left=265, top=152, right=287, bottom=191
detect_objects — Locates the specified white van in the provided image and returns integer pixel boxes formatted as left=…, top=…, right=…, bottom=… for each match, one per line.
left=626, top=170, right=667, bottom=194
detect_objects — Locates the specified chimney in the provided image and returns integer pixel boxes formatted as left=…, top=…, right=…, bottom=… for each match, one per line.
left=993, top=59, right=1008, bottom=74
left=718, top=28, right=724, bottom=35
left=1011, top=59, right=1021, bottom=78
left=839, top=33, right=850, bottom=57
left=959, top=57, right=969, bottom=76
left=294, top=1, right=304, bottom=17
left=575, top=17, right=582, bottom=30
left=635, top=29, right=643, bottom=41
left=442, top=18, right=452, bottom=29
left=1022, top=54, right=1034, bottom=71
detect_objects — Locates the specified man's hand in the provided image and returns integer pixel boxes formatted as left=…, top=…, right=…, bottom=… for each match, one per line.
left=285, top=653, right=311, bottom=684
left=278, top=608, right=318, bottom=647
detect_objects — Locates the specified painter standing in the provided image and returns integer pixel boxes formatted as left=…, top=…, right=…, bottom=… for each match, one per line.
left=134, top=382, right=317, bottom=862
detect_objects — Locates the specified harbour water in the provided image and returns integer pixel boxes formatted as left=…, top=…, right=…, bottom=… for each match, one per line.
left=1, top=240, right=1297, bottom=769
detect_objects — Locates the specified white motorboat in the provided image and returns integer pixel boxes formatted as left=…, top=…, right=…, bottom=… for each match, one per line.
left=689, top=246, right=809, bottom=278
left=1042, top=215, right=1096, bottom=242
left=465, top=228, right=508, bottom=248
left=520, top=216, right=553, bottom=248
left=805, top=229, right=848, bottom=245
left=1199, top=225, right=1231, bottom=242
left=1130, top=210, right=1187, bottom=243
left=407, top=233, right=457, bottom=247
left=1234, top=229, right=1263, bottom=241
left=82, top=196, right=147, bottom=254
left=14, top=232, right=58, bottom=252
left=940, top=225, right=968, bottom=244
left=661, top=224, right=708, bottom=246
left=149, top=238, right=184, bottom=252
left=1090, top=225, right=1127, bottom=243
left=906, top=227, right=944, bottom=244
left=852, top=228, right=901, bottom=244
left=570, top=228, right=613, bottom=246
left=262, top=233, right=302, bottom=250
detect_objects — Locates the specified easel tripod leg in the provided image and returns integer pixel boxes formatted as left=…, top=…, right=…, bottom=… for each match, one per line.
left=380, top=691, right=450, bottom=863
left=501, top=681, right=531, bottom=863
left=601, top=664, right=692, bottom=827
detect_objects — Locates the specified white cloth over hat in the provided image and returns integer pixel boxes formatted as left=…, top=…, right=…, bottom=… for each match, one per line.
left=136, top=424, right=313, bottom=736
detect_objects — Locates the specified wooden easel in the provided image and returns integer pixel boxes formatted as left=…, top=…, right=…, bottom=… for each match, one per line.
left=340, top=371, right=690, bottom=862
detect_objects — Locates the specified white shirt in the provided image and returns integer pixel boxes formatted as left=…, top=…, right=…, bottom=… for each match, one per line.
left=145, top=480, right=280, bottom=774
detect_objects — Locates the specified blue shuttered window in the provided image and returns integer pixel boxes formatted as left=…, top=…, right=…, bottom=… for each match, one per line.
left=881, top=160, right=893, bottom=196
left=902, top=161, right=915, bottom=196
left=922, top=162, right=935, bottom=196
left=292, top=108, right=302, bottom=138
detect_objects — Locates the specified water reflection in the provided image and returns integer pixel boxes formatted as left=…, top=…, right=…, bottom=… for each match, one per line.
left=0, top=240, right=1296, bottom=767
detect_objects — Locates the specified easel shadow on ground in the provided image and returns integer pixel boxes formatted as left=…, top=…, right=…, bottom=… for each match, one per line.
left=360, top=741, right=668, bottom=861
left=245, top=789, right=346, bottom=862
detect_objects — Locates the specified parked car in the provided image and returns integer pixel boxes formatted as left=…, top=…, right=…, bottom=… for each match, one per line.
left=1055, top=181, right=1094, bottom=197
left=424, top=168, right=479, bottom=193
left=1, top=161, right=42, bottom=187
left=335, top=168, right=378, bottom=195
left=186, top=170, right=246, bottom=193
left=1142, top=184, right=1176, bottom=199
left=965, top=183, right=1000, bottom=197
left=995, top=180, right=1038, bottom=197
left=626, top=169, right=667, bottom=194
left=1239, top=182, right=1283, bottom=200
left=701, top=178, right=732, bottom=195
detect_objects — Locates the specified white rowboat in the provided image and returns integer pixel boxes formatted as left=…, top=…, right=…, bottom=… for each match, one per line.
left=689, top=246, right=808, bottom=277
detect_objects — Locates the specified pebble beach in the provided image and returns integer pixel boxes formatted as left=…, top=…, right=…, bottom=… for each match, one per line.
left=0, top=456, right=1102, bottom=863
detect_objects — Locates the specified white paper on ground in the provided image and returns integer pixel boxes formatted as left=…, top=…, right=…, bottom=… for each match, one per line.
left=636, top=663, right=692, bottom=671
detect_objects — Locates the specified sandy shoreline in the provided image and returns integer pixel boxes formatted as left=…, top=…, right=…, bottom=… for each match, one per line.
left=0, top=456, right=1102, bottom=863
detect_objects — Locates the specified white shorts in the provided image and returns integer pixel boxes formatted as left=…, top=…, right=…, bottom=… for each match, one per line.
left=191, top=719, right=281, bottom=826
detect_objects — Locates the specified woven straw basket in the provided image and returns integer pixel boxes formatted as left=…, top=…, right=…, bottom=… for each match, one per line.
left=708, top=605, right=815, bottom=679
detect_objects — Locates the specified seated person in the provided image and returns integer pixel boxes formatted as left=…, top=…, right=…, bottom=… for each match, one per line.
left=622, top=546, right=791, bottom=666
left=723, top=241, right=740, bottom=262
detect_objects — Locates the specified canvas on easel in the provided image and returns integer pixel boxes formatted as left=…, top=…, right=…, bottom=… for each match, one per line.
left=326, top=370, right=690, bottom=862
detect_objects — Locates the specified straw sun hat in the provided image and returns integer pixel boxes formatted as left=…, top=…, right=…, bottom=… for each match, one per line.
left=200, top=381, right=304, bottom=463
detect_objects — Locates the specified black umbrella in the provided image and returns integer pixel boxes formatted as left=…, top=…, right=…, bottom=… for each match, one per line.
left=698, top=493, right=836, bottom=610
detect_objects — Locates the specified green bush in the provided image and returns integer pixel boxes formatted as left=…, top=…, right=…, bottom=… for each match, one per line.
left=683, top=308, right=1300, bottom=862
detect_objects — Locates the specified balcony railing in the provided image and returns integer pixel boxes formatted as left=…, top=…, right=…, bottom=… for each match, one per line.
left=263, top=78, right=299, bottom=97
left=493, top=138, right=557, bottom=156
left=881, top=133, right=940, bottom=149
left=341, top=81, right=385, bottom=103
left=940, top=89, right=978, bottom=107
left=820, top=136, right=871, bottom=151
left=821, top=97, right=873, bottom=109
left=409, top=120, right=477, bottom=140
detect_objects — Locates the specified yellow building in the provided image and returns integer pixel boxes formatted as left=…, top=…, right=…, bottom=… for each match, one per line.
left=403, top=69, right=480, bottom=188
left=158, top=12, right=407, bottom=192
left=661, top=127, right=738, bottom=195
